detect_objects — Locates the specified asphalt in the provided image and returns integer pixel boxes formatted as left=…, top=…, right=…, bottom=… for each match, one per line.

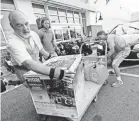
left=1, top=69, right=139, bottom=121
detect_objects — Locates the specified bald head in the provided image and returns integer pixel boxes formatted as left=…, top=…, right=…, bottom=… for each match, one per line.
left=9, top=11, right=27, bottom=25
left=9, top=10, right=31, bottom=38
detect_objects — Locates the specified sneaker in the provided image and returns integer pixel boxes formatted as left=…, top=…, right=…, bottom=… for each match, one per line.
left=111, top=80, right=123, bottom=87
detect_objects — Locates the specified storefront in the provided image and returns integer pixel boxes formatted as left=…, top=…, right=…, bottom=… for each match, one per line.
left=32, top=2, right=87, bottom=43
left=0, top=0, right=96, bottom=65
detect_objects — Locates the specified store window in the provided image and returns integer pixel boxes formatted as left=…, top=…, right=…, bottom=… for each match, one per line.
left=1, top=0, right=15, bottom=9
left=32, top=3, right=45, bottom=13
left=81, top=13, right=87, bottom=35
left=35, top=14, right=46, bottom=19
left=58, top=9, right=67, bottom=23
left=67, top=10, right=74, bottom=23
left=58, top=9, right=66, bottom=16
left=47, top=6, right=84, bottom=41
left=50, top=16, right=59, bottom=23
left=49, top=7, right=58, bottom=15
left=59, top=17, right=67, bottom=23
left=70, top=28, right=76, bottom=38
left=67, top=10, right=73, bottom=17
left=63, top=28, right=70, bottom=40
left=54, top=29, right=63, bottom=41
left=76, top=29, right=82, bottom=38
left=48, top=7, right=81, bottom=24
left=32, top=3, right=46, bottom=19
left=74, top=12, right=80, bottom=24
left=48, top=6, right=59, bottom=23
left=74, top=12, right=80, bottom=18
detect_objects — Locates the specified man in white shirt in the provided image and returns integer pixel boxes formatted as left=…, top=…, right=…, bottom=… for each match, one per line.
left=7, top=10, right=74, bottom=85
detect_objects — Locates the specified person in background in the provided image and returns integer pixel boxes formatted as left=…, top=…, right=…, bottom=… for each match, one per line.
left=37, top=17, right=60, bottom=58
left=97, top=31, right=131, bottom=87
left=7, top=10, right=75, bottom=85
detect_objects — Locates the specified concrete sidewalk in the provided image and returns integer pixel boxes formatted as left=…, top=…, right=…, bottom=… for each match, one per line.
left=1, top=75, right=139, bottom=121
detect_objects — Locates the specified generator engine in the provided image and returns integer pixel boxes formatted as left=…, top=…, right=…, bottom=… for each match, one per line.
left=56, top=38, right=106, bottom=56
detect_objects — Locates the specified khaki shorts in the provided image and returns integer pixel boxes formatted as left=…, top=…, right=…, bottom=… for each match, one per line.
left=112, top=47, right=131, bottom=67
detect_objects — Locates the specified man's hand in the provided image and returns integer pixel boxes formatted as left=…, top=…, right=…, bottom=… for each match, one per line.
left=55, top=47, right=61, bottom=55
left=40, top=48, right=50, bottom=60
left=54, top=67, right=75, bottom=82
left=62, top=70, right=75, bottom=82
left=43, top=53, right=51, bottom=60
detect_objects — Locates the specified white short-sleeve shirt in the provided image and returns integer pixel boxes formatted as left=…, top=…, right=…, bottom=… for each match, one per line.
left=7, top=31, right=43, bottom=66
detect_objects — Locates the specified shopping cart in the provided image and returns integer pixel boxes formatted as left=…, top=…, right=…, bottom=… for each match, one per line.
left=23, top=39, right=109, bottom=121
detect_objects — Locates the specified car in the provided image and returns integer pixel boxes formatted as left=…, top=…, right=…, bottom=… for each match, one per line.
left=109, top=23, right=139, bottom=62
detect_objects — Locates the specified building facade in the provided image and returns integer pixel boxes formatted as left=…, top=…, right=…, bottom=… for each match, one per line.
left=0, top=0, right=98, bottom=66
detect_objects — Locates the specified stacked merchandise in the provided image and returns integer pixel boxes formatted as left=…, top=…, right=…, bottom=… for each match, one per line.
left=24, top=55, right=85, bottom=119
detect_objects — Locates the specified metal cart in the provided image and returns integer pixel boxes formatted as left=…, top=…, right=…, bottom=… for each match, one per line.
left=23, top=40, right=109, bottom=121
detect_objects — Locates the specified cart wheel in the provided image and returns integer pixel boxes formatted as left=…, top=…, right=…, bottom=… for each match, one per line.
left=93, top=95, right=98, bottom=102
left=103, top=80, right=108, bottom=85
left=39, top=114, right=48, bottom=121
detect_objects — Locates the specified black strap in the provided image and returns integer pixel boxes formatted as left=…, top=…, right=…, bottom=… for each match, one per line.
left=47, top=54, right=51, bottom=59
left=59, top=69, right=64, bottom=80
left=49, top=68, right=55, bottom=79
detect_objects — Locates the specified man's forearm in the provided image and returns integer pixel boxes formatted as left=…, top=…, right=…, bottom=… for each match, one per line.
left=23, top=59, right=51, bottom=76
left=22, top=59, right=62, bottom=79
left=108, top=48, right=115, bottom=58
left=52, top=39, right=58, bottom=49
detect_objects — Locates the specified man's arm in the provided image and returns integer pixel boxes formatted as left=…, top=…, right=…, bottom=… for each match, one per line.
left=32, top=31, right=51, bottom=59
left=22, top=59, right=51, bottom=75
left=107, top=47, right=115, bottom=58
left=7, top=36, right=74, bottom=81
left=22, top=59, right=75, bottom=81
left=51, top=32, right=60, bottom=51
left=107, top=35, right=115, bottom=58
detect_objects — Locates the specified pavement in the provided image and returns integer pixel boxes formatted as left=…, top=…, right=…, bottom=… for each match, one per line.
left=1, top=67, right=139, bottom=121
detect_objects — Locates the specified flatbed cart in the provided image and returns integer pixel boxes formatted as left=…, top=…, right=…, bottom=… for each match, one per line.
left=23, top=40, right=109, bottom=121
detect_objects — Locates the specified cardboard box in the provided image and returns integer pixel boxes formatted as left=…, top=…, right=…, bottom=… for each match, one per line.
left=24, top=55, right=85, bottom=118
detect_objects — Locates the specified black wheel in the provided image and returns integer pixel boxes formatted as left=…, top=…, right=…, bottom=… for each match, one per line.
left=93, top=95, right=98, bottom=102
left=103, top=80, right=108, bottom=85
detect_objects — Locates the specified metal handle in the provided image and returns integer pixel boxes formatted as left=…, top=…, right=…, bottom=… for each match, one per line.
left=79, top=39, right=108, bottom=66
